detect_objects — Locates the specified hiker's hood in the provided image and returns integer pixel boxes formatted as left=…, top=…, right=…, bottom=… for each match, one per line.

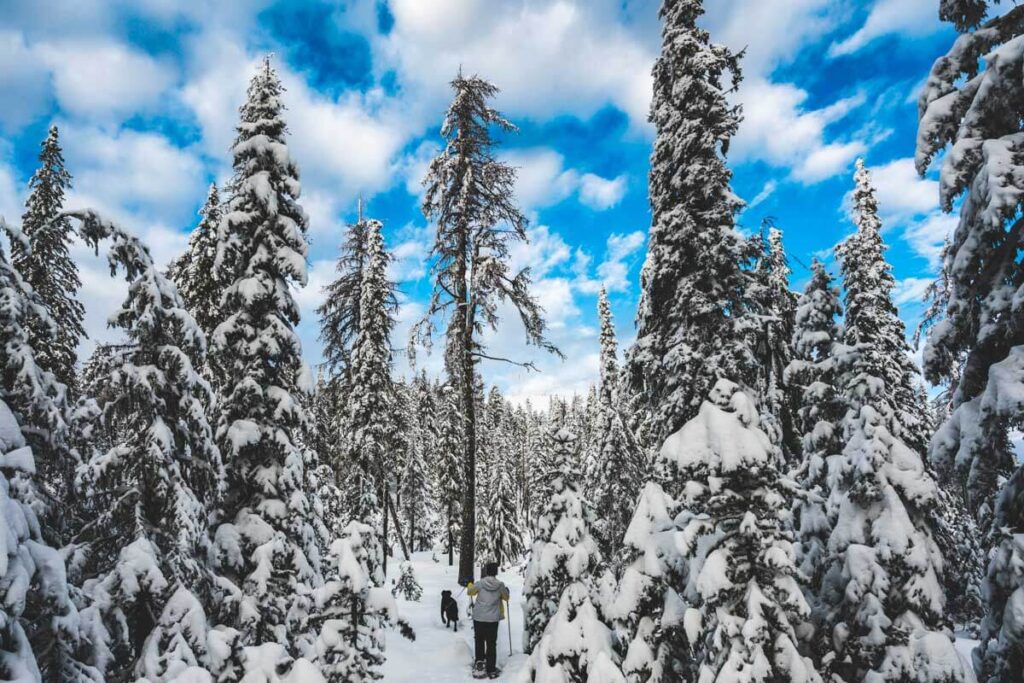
left=477, top=576, right=502, bottom=590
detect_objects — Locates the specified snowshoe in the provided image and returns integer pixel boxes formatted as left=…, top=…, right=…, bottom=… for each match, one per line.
left=472, top=662, right=487, bottom=679
left=488, top=669, right=501, bottom=679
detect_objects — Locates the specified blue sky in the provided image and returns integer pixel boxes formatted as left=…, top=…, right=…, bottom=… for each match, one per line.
left=0, top=0, right=958, bottom=405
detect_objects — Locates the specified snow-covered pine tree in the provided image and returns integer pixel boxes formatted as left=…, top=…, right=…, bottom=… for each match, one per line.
left=915, top=4, right=1024, bottom=676
left=0, top=394, right=100, bottom=682
left=590, top=288, right=645, bottom=573
left=522, top=423, right=603, bottom=657
left=311, top=471, right=412, bottom=682
left=52, top=209, right=224, bottom=679
left=0, top=220, right=99, bottom=681
left=814, top=176, right=969, bottom=680
left=652, top=379, right=821, bottom=682
left=628, top=0, right=753, bottom=444
left=168, top=182, right=225, bottom=338
left=414, top=72, right=559, bottom=584
left=839, top=160, right=932, bottom=456
left=399, top=381, right=436, bottom=553
left=783, top=258, right=845, bottom=649
left=434, top=384, right=464, bottom=566
left=11, top=125, right=84, bottom=393
left=392, top=561, right=423, bottom=602
left=749, top=224, right=801, bottom=462
left=345, top=217, right=400, bottom=565
left=317, top=202, right=398, bottom=379
left=209, top=58, right=323, bottom=654
left=6, top=128, right=83, bottom=545
left=477, top=386, right=523, bottom=566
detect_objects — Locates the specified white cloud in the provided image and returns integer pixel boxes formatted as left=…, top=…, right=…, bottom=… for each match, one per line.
left=504, top=148, right=628, bottom=211
left=37, top=40, right=175, bottom=121
left=732, top=79, right=866, bottom=183
left=892, top=276, right=932, bottom=307
left=389, top=223, right=433, bottom=283
left=705, top=0, right=838, bottom=76
left=61, top=124, right=206, bottom=225
left=579, top=173, right=627, bottom=210
left=0, top=31, right=50, bottom=130
left=575, top=230, right=646, bottom=294
left=379, top=0, right=655, bottom=129
left=509, top=224, right=572, bottom=279
left=829, top=0, right=941, bottom=57
left=746, top=180, right=778, bottom=210
left=903, top=211, right=957, bottom=269
left=869, top=157, right=940, bottom=221
left=505, top=149, right=580, bottom=210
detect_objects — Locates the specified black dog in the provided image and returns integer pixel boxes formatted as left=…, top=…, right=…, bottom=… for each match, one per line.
left=441, top=590, right=459, bottom=631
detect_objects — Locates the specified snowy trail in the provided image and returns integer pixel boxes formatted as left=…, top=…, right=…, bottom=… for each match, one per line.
left=382, top=551, right=528, bottom=682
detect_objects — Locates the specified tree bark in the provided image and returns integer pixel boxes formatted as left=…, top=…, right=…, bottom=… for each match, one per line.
left=387, top=490, right=411, bottom=561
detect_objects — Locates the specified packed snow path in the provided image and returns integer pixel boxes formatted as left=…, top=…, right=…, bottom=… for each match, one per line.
left=382, top=551, right=528, bottom=682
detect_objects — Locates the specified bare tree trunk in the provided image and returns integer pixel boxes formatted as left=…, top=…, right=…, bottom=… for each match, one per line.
left=458, top=352, right=476, bottom=584
left=387, top=490, right=411, bottom=561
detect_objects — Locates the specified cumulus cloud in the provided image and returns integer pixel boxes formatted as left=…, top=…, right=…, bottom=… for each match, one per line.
left=732, top=79, right=866, bottom=183
left=829, top=0, right=941, bottom=57
left=579, top=173, right=627, bottom=210
left=60, top=123, right=206, bottom=225
left=504, top=148, right=628, bottom=211
left=378, top=0, right=655, bottom=129
left=37, top=40, right=175, bottom=121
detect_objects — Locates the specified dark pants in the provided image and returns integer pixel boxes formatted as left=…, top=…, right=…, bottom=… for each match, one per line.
left=474, top=620, right=499, bottom=673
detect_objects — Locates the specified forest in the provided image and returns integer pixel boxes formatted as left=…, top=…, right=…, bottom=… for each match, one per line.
left=0, top=0, right=1021, bottom=681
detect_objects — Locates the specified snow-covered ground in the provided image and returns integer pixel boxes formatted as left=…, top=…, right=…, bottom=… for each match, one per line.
left=382, top=550, right=528, bottom=682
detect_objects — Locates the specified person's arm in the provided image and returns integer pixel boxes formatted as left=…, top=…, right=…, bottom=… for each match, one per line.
left=500, top=584, right=510, bottom=601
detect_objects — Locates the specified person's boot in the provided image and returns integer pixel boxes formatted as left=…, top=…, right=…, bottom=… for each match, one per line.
left=488, top=669, right=501, bottom=679
left=472, top=661, right=486, bottom=679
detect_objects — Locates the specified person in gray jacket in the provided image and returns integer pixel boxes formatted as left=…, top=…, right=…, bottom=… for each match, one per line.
left=468, top=561, right=509, bottom=678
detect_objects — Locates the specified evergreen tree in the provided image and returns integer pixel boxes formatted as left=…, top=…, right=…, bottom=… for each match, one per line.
left=435, top=384, right=464, bottom=566
left=311, top=473, right=404, bottom=682
left=209, top=58, right=323, bottom=654
left=916, top=5, right=1024, bottom=675
left=414, top=72, right=558, bottom=583
left=838, top=160, right=931, bottom=455
left=590, top=288, right=644, bottom=572
left=0, top=220, right=98, bottom=681
left=317, top=203, right=398, bottom=379
left=628, top=0, right=753, bottom=443
left=168, top=182, right=225, bottom=338
left=11, top=125, right=84, bottom=393
left=399, top=382, right=436, bottom=553
left=784, top=259, right=846, bottom=651
left=749, top=225, right=801, bottom=461
left=814, top=170, right=969, bottom=681
left=521, top=425, right=624, bottom=683
left=50, top=209, right=227, bottom=679
left=522, top=424, right=601, bottom=656
left=345, top=217, right=400, bottom=567
left=633, top=380, right=821, bottom=682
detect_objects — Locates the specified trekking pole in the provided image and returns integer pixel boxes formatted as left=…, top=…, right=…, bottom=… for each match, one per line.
left=507, top=601, right=513, bottom=656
